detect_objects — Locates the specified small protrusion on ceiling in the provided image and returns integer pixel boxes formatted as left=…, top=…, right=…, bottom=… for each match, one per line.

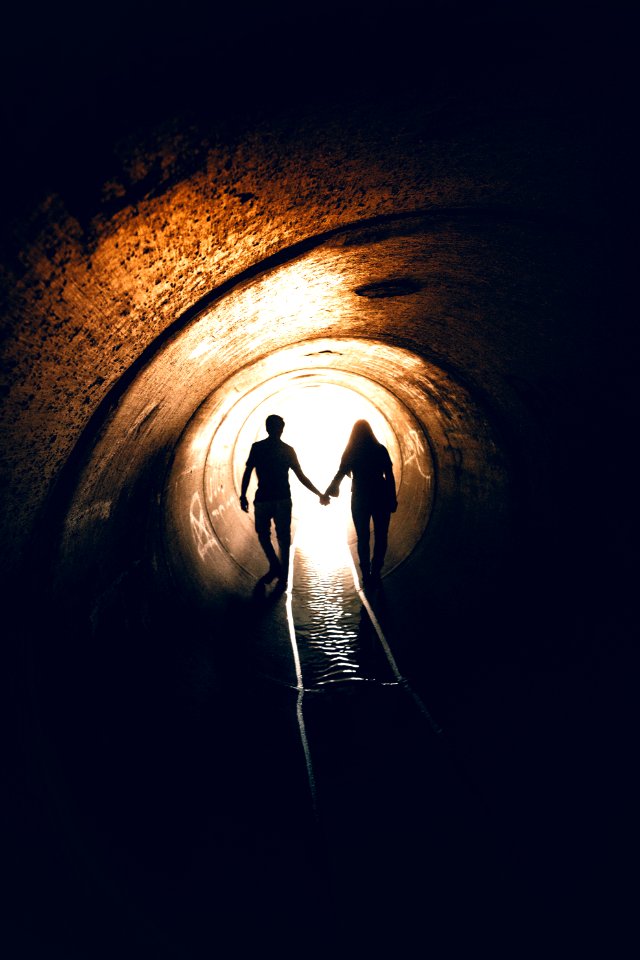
left=354, top=278, right=423, bottom=298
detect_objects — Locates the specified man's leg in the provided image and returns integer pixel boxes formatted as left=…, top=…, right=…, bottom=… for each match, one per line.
left=254, top=501, right=281, bottom=575
left=371, top=508, right=391, bottom=579
left=351, top=500, right=372, bottom=582
left=273, top=499, right=292, bottom=580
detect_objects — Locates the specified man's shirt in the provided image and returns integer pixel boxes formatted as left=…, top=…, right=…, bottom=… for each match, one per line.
left=245, top=438, right=301, bottom=501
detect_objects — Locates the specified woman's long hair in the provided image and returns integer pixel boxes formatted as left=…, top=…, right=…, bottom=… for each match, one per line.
left=342, top=419, right=381, bottom=466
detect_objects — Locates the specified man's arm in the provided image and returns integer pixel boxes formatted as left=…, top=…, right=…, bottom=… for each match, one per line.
left=291, top=454, right=330, bottom=505
left=239, top=452, right=254, bottom=512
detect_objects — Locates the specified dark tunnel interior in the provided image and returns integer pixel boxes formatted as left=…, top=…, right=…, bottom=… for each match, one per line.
left=1, top=3, right=637, bottom=958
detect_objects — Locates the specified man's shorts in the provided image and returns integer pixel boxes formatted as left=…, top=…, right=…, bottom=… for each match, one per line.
left=254, top=498, right=292, bottom=542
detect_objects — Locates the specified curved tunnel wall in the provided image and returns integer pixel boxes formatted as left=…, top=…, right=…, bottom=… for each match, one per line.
left=168, top=334, right=512, bottom=614
left=52, top=228, right=514, bottom=636
left=0, top=93, right=605, bottom=577
left=43, top=205, right=603, bottom=674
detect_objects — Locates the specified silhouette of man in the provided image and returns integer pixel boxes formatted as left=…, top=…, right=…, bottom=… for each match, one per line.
left=240, top=414, right=329, bottom=582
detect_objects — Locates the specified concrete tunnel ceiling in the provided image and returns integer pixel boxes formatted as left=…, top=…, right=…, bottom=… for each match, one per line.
left=1, top=4, right=635, bottom=955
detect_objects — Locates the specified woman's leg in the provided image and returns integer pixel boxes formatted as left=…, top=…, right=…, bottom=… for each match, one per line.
left=371, top=508, right=391, bottom=578
left=351, top=499, right=372, bottom=580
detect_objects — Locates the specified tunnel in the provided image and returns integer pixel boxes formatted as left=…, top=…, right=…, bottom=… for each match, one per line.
left=1, top=4, right=635, bottom=958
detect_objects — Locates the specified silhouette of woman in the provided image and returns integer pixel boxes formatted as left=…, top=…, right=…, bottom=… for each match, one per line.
left=325, top=420, right=398, bottom=585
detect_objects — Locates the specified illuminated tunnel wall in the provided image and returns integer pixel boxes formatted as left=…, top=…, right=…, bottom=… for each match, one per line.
left=52, top=217, right=517, bottom=651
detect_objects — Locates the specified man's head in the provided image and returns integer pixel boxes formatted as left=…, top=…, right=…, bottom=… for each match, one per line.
left=265, top=414, right=285, bottom=437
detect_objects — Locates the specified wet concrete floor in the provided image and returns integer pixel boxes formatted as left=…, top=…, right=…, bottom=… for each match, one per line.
left=23, top=531, right=636, bottom=958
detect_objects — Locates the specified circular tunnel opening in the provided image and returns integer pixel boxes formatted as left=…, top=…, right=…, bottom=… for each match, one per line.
left=164, top=340, right=435, bottom=602
left=47, top=215, right=520, bottom=697
left=233, top=378, right=404, bottom=578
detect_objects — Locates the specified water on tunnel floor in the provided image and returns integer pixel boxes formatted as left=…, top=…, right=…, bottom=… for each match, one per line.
left=290, top=503, right=394, bottom=688
left=293, top=549, right=363, bottom=686
left=273, top=508, right=516, bottom=954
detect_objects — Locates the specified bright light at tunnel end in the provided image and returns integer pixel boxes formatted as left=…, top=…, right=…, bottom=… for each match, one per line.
left=276, top=383, right=395, bottom=495
left=245, top=381, right=399, bottom=571
left=174, top=339, right=434, bottom=586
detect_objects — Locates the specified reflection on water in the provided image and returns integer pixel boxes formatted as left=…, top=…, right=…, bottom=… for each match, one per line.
left=292, top=504, right=371, bottom=687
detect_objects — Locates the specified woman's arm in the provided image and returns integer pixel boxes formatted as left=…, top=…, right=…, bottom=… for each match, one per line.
left=325, top=467, right=347, bottom=498
left=384, top=452, right=398, bottom=512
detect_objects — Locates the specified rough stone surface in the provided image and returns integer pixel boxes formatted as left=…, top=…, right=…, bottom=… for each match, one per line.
left=0, top=92, right=604, bottom=569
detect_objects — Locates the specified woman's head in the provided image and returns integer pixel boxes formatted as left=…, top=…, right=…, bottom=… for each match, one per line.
left=349, top=420, right=377, bottom=444
left=343, top=419, right=380, bottom=462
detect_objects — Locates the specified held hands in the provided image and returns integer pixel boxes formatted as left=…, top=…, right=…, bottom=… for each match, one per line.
left=319, top=493, right=330, bottom=506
